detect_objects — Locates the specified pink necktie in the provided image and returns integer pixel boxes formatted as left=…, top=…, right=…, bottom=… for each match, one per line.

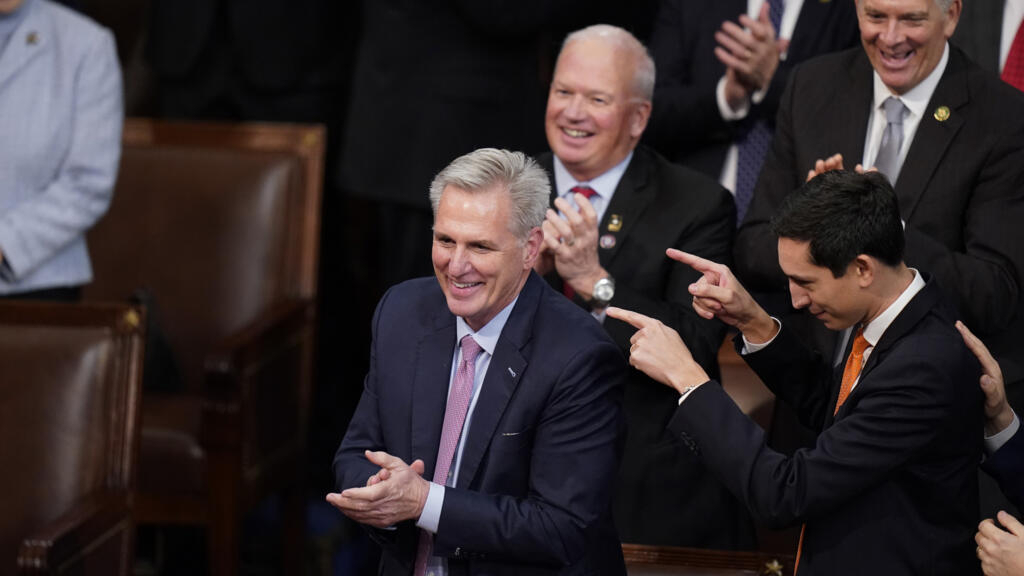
left=413, top=335, right=484, bottom=576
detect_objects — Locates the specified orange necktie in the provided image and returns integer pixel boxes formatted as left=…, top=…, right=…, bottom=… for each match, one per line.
left=794, top=328, right=870, bottom=573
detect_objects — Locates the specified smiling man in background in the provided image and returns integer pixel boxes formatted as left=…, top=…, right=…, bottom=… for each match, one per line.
left=734, top=0, right=1024, bottom=421
left=535, top=25, right=752, bottom=549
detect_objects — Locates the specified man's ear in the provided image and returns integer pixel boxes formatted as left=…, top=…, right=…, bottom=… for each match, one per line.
left=853, top=254, right=875, bottom=288
left=943, top=0, right=962, bottom=39
left=523, top=227, right=544, bottom=269
left=630, top=100, right=652, bottom=140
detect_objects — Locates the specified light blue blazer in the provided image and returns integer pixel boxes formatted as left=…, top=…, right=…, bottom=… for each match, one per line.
left=0, top=0, right=122, bottom=294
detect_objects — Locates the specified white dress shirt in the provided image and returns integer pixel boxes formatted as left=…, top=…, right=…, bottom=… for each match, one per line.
left=717, top=0, right=805, bottom=193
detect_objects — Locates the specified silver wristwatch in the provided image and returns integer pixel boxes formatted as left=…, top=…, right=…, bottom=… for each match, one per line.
left=591, top=276, right=615, bottom=308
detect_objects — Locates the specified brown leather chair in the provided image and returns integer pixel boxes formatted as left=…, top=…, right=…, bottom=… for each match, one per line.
left=0, top=301, right=144, bottom=575
left=623, top=543, right=794, bottom=576
left=83, top=118, right=324, bottom=575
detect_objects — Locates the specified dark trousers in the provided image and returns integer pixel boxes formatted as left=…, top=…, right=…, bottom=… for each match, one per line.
left=0, top=286, right=82, bottom=301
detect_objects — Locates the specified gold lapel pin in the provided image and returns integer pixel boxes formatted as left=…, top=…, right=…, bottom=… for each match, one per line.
left=26, top=31, right=38, bottom=45
left=933, top=106, right=950, bottom=122
left=607, top=214, right=622, bottom=232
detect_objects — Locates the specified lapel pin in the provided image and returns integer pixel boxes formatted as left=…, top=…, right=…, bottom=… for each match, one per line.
left=599, top=234, right=616, bottom=250
left=26, top=31, right=38, bottom=45
left=607, top=214, right=622, bottom=232
left=506, top=367, right=517, bottom=378
left=933, top=106, right=950, bottom=122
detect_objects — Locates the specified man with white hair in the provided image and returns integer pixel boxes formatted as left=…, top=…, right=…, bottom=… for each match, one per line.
left=536, top=25, right=751, bottom=548
left=330, top=148, right=628, bottom=576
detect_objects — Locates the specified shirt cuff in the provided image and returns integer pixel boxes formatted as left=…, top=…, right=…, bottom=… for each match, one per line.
left=717, top=76, right=750, bottom=120
left=415, top=482, right=445, bottom=533
left=985, top=411, right=1020, bottom=455
left=741, top=317, right=782, bottom=354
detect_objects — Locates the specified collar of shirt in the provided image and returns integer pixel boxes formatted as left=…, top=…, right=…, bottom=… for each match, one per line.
left=552, top=151, right=632, bottom=224
left=865, top=43, right=949, bottom=169
left=455, top=294, right=518, bottom=358
left=0, top=0, right=33, bottom=56
left=861, top=268, right=926, bottom=352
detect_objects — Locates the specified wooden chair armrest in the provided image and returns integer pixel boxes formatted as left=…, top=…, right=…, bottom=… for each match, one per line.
left=200, top=298, right=315, bottom=490
left=18, top=491, right=131, bottom=575
left=622, top=543, right=794, bottom=576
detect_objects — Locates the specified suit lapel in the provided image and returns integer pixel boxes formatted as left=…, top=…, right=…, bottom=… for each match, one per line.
left=833, top=278, right=942, bottom=419
left=0, top=2, right=47, bottom=89
left=455, top=273, right=538, bottom=488
left=597, top=151, right=656, bottom=269
left=411, top=318, right=456, bottom=479
left=894, top=51, right=968, bottom=219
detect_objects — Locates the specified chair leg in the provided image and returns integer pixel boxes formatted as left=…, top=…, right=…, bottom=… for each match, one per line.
left=207, top=451, right=241, bottom=576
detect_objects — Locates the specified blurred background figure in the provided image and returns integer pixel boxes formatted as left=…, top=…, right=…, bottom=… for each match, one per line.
left=0, top=0, right=122, bottom=302
left=643, top=0, right=858, bottom=223
left=953, top=0, right=1024, bottom=91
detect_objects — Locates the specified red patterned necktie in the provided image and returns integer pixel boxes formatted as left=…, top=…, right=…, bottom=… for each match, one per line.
left=1003, top=18, right=1024, bottom=92
left=562, top=186, right=597, bottom=300
left=413, top=335, right=484, bottom=576
left=570, top=184, right=596, bottom=199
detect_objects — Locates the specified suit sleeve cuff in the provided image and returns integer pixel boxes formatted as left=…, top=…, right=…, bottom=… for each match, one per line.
left=985, top=412, right=1020, bottom=455
left=415, top=482, right=445, bottom=533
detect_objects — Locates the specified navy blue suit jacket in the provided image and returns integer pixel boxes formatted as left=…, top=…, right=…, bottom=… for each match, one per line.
left=334, top=272, right=627, bottom=575
left=984, top=428, right=1024, bottom=511
left=668, top=278, right=984, bottom=575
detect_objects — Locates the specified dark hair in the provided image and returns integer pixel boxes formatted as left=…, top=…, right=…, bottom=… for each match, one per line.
left=771, top=170, right=904, bottom=277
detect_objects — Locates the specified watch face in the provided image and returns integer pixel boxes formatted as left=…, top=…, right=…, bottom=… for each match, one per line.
left=594, top=279, right=614, bottom=303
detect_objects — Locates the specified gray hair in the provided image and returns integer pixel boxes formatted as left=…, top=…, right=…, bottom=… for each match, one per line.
left=429, top=148, right=550, bottom=239
left=562, top=24, right=656, bottom=102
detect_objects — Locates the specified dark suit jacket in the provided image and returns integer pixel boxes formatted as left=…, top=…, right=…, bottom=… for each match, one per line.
left=984, top=427, right=1024, bottom=511
left=735, top=46, right=1024, bottom=387
left=668, top=278, right=983, bottom=575
left=146, top=0, right=349, bottom=119
left=952, top=0, right=1006, bottom=75
left=538, top=147, right=752, bottom=547
left=643, top=0, right=859, bottom=178
left=334, top=272, right=628, bottom=575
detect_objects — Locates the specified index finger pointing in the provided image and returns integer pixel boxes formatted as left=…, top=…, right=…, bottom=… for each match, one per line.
left=606, top=306, right=654, bottom=329
left=667, top=249, right=721, bottom=275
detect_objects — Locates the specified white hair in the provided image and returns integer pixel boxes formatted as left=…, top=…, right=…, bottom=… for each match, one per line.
left=429, top=148, right=550, bottom=239
left=561, top=24, right=656, bottom=102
